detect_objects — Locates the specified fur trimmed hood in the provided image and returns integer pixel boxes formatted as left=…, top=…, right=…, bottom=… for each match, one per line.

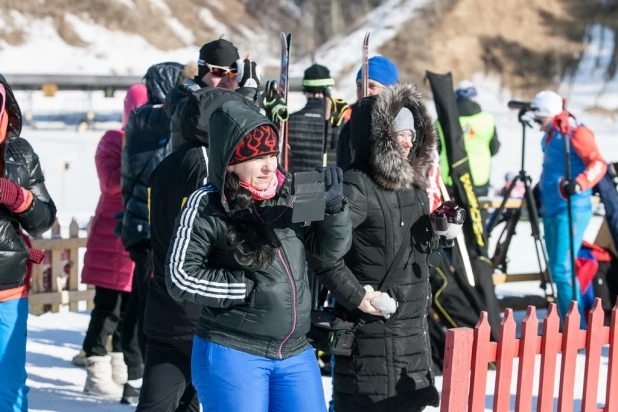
left=350, top=83, right=437, bottom=191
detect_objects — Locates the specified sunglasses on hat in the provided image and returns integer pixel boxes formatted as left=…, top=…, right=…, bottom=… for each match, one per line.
left=197, top=60, right=237, bottom=78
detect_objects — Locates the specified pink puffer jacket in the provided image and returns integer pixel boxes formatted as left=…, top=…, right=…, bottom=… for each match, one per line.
left=81, top=85, right=147, bottom=291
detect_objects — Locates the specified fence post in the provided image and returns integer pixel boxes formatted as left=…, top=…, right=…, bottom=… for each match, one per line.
left=516, top=306, right=539, bottom=412
left=441, top=328, right=474, bottom=412
left=582, top=298, right=604, bottom=412
left=606, top=301, right=618, bottom=410
left=494, top=308, right=517, bottom=411
left=558, top=301, right=581, bottom=412
left=85, top=217, right=95, bottom=311
left=50, top=218, right=63, bottom=313
left=538, top=303, right=560, bottom=412
left=469, top=312, right=491, bottom=411
left=68, top=218, right=80, bottom=312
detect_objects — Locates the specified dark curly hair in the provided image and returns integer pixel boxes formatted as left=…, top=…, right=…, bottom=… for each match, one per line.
left=224, top=171, right=276, bottom=271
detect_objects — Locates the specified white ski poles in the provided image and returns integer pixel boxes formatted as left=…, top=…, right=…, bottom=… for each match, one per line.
left=439, top=176, right=476, bottom=286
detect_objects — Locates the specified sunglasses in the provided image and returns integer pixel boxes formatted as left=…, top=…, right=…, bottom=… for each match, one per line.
left=197, top=60, right=237, bottom=78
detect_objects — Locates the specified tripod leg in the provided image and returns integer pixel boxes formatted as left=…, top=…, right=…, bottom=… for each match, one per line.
left=487, top=174, right=521, bottom=235
left=522, top=174, right=559, bottom=310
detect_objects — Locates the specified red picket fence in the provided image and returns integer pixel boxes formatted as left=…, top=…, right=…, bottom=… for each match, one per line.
left=441, top=298, right=618, bottom=412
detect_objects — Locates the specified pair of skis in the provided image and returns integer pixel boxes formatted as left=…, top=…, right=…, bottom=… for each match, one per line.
left=277, top=32, right=292, bottom=170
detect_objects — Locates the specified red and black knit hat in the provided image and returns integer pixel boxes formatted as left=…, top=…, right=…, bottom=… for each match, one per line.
left=229, top=124, right=279, bottom=165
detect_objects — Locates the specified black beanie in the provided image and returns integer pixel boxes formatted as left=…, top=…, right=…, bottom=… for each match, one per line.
left=197, top=39, right=240, bottom=79
left=302, top=64, right=334, bottom=94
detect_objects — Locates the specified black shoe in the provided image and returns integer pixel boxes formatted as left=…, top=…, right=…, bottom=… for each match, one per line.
left=120, top=383, right=140, bottom=406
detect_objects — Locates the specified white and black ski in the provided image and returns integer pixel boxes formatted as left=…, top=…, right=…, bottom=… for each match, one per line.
left=278, top=32, right=292, bottom=170
left=361, top=32, right=370, bottom=98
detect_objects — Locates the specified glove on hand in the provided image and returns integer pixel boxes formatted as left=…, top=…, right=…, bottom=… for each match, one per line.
left=232, top=58, right=262, bottom=88
left=0, top=178, right=24, bottom=210
left=316, top=166, right=344, bottom=209
left=263, top=81, right=289, bottom=123
left=329, top=97, right=350, bottom=127
left=364, top=285, right=397, bottom=319
left=113, top=210, right=125, bottom=237
left=560, top=178, right=581, bottom=198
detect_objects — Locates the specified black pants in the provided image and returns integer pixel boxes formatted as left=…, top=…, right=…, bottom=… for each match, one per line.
left=122, top=242, right=153, bottom=380
left=83, top=286, right=134, bottom=358
left=136, top=337, right=199, bottom=412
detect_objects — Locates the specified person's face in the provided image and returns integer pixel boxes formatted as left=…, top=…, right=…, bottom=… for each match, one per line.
left=356, top=79, right=386, bottom=99
left=229, top=155, right=278, bottom=190
left=535, top=116, right=552, bottom=133
left=395, top=130, right=416, bottom=158
left=202, top=71, right=238, bottom=90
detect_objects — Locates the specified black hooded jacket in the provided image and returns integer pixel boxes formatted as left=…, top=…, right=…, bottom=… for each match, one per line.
left=166, top=78, right=204, bottom=152
left=145, top=88, right=258, bottom=341
left=121, top=62, right=183, bottom=251
left=313, top=84, right=440, bottom=411
left=165, top=101, right=352, bottom=360
left=0, top=74, right=56, bottom=291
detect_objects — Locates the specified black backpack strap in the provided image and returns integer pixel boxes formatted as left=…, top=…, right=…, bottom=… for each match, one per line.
left=374, top=190, right=418, bottom=293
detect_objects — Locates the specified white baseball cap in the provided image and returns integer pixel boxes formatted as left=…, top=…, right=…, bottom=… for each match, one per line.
left=532, top=90, right=563, bottom=118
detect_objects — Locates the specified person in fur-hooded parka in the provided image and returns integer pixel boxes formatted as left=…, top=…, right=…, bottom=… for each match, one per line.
left=312, top=83, right=440, bottom=412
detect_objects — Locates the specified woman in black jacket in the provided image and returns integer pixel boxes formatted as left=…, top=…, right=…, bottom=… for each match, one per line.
left=0, top=74, right=56, bottom=412
left=314, top=83, right=441, bottom=411
left=165, top=100, right=352, bottom=412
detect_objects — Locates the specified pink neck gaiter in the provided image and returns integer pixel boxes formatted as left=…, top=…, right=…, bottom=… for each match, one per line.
left=240, top=170, right=286, bottom=201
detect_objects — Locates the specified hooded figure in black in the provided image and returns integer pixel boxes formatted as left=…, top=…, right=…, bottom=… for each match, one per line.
left=312, top=83, right=440, bottom=411
left=0, top=74, right=56, bottom=412
left=139, top=88, right=258, bottom=412
left=165, top=101, right=351, bottom=411
left=119, top=61, right=183, bottom=405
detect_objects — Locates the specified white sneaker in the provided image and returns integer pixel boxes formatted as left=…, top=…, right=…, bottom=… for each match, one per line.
left=84, top=355, right=123, bottom=397
left=110, top=352, right=128, bottom=385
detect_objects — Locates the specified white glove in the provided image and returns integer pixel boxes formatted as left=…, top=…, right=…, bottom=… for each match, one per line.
left=364, top=285, right=397, bottom=319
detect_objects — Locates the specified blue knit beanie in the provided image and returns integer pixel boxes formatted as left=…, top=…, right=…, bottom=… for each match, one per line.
left=356, top=56, right=399, bottom=86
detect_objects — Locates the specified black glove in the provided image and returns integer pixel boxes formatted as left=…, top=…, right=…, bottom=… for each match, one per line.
left=263, top=81, right=289, bottom=123
left=316, top=166, right=344, bottom=209
left=560, top=179, right=581, bottom=198
left=232, top=58, right=262, bottom=88
left=329, top=97, right=350, bottom=127
left=113, top=210, right=125, bottom=237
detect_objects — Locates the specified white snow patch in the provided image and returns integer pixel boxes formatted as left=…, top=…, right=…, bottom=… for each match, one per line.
left=167, top=17, right=195, bottom=46
left=149, top=0, right=172, bottom=15
left=198, top=7, right=229, bottom=37
left=114, top=0, right=134, bottom=8
left=206, top=0, right=225, bottom=12
left=560, top=24, right=618, bottom=111
left=293, top=0, right=432, bottom=100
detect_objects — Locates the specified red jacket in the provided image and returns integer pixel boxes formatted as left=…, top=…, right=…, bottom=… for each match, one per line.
left=81, top=130, right=134, bottom=291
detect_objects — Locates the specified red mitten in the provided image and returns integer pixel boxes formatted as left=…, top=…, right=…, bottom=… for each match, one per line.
left=0, top=177, right=25, bottom=210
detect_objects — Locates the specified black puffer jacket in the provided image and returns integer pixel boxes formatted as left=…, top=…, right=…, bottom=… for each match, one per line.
left=121, top=62, right=183, bottom=250
left=0, top=75, right=56, bottom=291
left=287, top=98, right=338, bottom=174
left=313, top=84, right=440, bottom=411
left=166, top=101, right=352, bottom=360
left=146, top=88, right=257, bottom=341
left=165, top=78, right=203, bottom=152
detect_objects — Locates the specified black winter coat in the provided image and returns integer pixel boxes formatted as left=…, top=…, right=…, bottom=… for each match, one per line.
left=146, top=88, right=257, bottom=342
left=313, top=84, right=440, bottom=411
left=166, top=101, right=352, bottom=360
left=165, top=78, right=202, bottom=152
left=287, top=98, right=337, bottom=174
left=121, top=62, right=182, bottom=251
left=0, top=75, right=56, bottom=291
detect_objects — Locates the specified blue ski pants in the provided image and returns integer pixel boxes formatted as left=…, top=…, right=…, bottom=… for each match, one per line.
left=0, top=297, right=29, bottom=412
left=543, top=209, right=591, bottom=328
left=192, top=337, right=326, bottom=412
